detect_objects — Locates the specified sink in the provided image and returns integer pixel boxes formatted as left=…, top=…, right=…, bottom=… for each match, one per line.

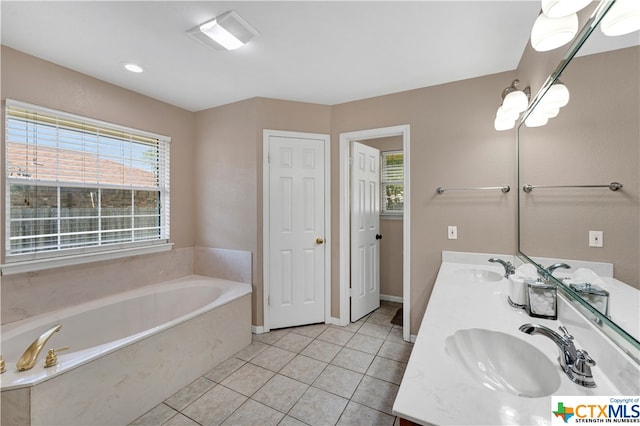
left=445, top=328, right=560, bottom=398
left=452, top=268, right=503, bottom=282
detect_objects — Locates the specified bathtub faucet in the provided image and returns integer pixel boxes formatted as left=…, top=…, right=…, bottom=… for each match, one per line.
left=16, top=323, right=62, bottom=371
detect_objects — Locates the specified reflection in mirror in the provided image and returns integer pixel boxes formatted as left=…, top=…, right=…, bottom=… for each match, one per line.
left=517, top=2, right=639, bottom=358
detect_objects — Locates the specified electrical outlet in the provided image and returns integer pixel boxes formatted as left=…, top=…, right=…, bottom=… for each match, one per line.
left=448, top=226, right=457, bottom=240
left=589, top=230, right=603, bottom=247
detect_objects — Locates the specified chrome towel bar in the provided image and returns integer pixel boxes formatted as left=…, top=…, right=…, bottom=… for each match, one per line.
left=436, top=185, right=510, bottom=194
left=522, top=182, right=623, bottom=193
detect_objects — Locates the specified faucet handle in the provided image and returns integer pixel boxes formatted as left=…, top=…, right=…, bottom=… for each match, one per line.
left=44, top=346, right=70, bottom=368
left=571, top=349, right=597, bottom=388
left=558, top=325, right=573, bottom=340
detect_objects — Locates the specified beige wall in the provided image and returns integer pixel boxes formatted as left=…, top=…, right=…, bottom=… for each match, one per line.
left=1, top=46, right=197, bottom=322
left=1, top=46, right=520, bottom=333
left=518, top=47, right=640, bottom=287
left=360, top=136, right=404, bottom=298
left=331, top=72, right=519, bottom=332
left=194, top=98, right=331, bottom=326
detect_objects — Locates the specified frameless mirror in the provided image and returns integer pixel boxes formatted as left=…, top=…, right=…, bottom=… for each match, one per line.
left=517, top=0, right=639, bottom=360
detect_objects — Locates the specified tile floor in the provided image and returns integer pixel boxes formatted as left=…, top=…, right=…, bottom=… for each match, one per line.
left=130, top=301, right=412, bottom=426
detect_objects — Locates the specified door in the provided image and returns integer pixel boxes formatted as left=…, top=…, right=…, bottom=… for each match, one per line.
left=350, top=141, right=381, bottom=322
left=267, top=133, right=327, bottom=329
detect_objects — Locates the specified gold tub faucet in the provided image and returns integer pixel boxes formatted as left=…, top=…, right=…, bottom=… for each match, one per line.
left=16, top=324, right=62, bottom=371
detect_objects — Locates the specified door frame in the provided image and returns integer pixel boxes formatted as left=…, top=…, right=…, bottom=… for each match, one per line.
left=339, top=125, right=411, bottom=342
left=262, top=129, right=331, bottom=333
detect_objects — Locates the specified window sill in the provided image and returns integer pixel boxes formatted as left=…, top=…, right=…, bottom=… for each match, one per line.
left=1, top=243, right=174, bottom=276
left=381, top=214, right=404, bottom=221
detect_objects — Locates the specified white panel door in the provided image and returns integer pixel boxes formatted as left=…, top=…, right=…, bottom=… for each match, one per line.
left=268, top=134, right=326, bottom=329
left=350, top=142, right=381, bottom=322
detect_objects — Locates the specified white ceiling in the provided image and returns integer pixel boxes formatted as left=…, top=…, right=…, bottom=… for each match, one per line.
left=2, top=1, right=556, bottom=112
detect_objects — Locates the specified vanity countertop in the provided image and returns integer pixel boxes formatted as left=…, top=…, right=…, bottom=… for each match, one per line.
left=392, top=251, right=624, bottom=426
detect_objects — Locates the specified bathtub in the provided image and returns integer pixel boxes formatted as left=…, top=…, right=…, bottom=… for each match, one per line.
left=1, top=275, right=252, bottom=425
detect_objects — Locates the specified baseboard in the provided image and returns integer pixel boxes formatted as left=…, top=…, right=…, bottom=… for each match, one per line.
left=251, top=325, right=265, bottom=334
left=327, top=316, right=347, bottom=326
left=380, top=294, right=403, bottom=303
left=410, top=334, right=418, bottom=343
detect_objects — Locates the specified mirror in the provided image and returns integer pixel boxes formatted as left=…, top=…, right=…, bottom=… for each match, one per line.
left=517, top=0, right=639, bottom=359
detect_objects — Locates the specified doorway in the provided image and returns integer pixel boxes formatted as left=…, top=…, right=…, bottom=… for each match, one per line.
left=339, top=125, right=411, bottom=341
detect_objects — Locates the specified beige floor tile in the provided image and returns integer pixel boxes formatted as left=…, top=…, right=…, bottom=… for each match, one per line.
left=351, top=376, right=399, bottom=415
left=378, top=340, right=412, bottom=363
left=331, top=347, right=375, bottom=374
left=357, top=322, right=392, bottom=340
left=290, top=323, right=328, bottom=338
left=253, top=374, right=309, bottom=412
left=333, top=320, right=365, bottom=333
left=367, top=311, right=394, bottom=326
left=182, top=386, right=246, bottom=426
left=385, top=327, right=406, bottom=344
left=253, top=328, right=290, bottom=345
left=221, top=399, right=284, bottom=426
left=220, top=363, right=275, bottom=396
left=129, top=403, right=177, bottom=426
left=234, top=340, right=269, bottom=361
left=346, top=333, right=384, bottom=355
left=204, top=357, right=246, bottom=383
left=366, top=356, right=407, bottom=385
left=300, top=339, right=342, bottom=362
left=250, top=345, right=297, bottom=372
left=163, top=412, right=200, bottom=426
left=278, top=416, right=308, bottom=426
left=317, top=327, right=354, bottom=346
left=337, top=401, right=396, bottom=426
left=312, top=364, right=363, bottom=399
left=164, top=377, right=215, bottom=411
left=273, top=332, right=314, bottom=353
left=289, top=387, right=349, bottom=426
left=280, top=354, right=328, bottom=384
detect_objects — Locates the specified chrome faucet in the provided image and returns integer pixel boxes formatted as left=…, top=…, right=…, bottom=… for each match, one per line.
left=488, top=257, right=516, bottom=278
left=16, top=324, right=62, bottom=371
left=519, top=323, right=596, bottom=388
left=544, top=262, right=571, bottom=280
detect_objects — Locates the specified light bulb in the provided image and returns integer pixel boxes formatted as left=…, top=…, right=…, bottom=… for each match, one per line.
left=531, top=13, right=578, bottom=51
left=502, top=90, right=529, bottom=113
left=543, top=82, right=570, bottom=108
left=541, top=0, right=591, bottom=18
left=525, top=112, right=549, bottom=128
left=496, top=106, right=520, bottom=121
left=601, top=0, right=640, bottom=36
left=494, top=116, right=515, bottom=131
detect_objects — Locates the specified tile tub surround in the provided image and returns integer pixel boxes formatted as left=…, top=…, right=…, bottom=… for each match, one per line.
left=131, top=301, right=410, bottom=426
left=393, top=252, right=635, bottom=425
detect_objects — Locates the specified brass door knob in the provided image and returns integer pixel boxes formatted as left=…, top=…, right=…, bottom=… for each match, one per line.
left=316, top=238, right=324, bottom=245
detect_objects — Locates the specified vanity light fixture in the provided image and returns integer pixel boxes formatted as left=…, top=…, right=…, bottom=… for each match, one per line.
left=187, top=10, right=258, bottom=51
left=524, top=111, right=549, bottom=128
left=541, top=0, right=591, bottom=18
left=600, top=0, right=640, bottom=36
left=494, top=79, right=531, bottom=131
left=531, top=12, right=579, bottom=51
left=542, top=80, right=570, bottom=108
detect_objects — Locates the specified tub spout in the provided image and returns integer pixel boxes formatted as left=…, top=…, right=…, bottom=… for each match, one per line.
left=16, top=324, right=62, bottom=371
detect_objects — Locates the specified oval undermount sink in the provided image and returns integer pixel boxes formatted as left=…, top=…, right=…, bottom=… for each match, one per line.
left=452, top=268, right=503, bottom=282
left=445, top=328, right=560, bottom=398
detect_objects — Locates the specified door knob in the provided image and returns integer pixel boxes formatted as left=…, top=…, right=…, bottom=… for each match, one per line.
left=316, top=238, right=324, bottom=245
left=376, top=234, right=383, bottom=240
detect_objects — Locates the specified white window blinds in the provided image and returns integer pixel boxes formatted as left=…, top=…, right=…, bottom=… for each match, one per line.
left=381, top=150, right=404, bottom=214
left=5, top=99, right=170, bottom=259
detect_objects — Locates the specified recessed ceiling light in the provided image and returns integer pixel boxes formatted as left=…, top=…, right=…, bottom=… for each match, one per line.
left=124, top=63, right=144, bottom=73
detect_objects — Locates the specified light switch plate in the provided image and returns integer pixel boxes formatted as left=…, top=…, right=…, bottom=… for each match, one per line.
left=448, top=226, right=457, bottom=240
left=589, top=230, right=603, bottom=247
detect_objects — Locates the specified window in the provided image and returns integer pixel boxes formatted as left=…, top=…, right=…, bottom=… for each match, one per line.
left=381, top=150, right=404, bottom=215
left=5, top=100, right=170, bottom=263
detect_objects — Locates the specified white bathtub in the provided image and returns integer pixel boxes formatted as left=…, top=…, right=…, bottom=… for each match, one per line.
left=1, top=275, right=252, bottom=425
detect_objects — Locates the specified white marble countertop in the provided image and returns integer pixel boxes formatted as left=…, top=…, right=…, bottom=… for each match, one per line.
left=392, top=251, right=623, bottom=426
